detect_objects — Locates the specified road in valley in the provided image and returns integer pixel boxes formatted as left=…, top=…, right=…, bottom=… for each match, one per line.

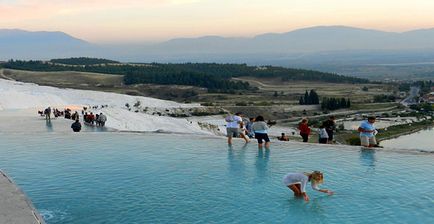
left=401, top=86, right=420, bottom=106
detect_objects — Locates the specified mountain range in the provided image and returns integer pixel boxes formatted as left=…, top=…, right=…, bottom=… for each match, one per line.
left=0, top=29, right=94, bottom=60
left=2, top=26, right=434, bottom=70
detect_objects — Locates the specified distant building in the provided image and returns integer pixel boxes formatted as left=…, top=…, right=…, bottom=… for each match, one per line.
left=422, top=92, right=434, bottom=104
left=428, top=92, right=434, bottom=103
left=398, top=91, right=407, bottom=98
left=255, top=66, right=268, bottom=71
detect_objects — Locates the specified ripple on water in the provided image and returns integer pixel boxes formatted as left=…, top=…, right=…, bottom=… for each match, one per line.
left=0, top=132, right=433, bottom=224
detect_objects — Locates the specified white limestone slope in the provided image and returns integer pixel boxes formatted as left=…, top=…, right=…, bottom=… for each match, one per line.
left=0, top=79, right=210, bottom=134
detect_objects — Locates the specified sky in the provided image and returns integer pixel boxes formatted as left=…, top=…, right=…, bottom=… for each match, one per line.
left=1, top=0, right=434, bottom=43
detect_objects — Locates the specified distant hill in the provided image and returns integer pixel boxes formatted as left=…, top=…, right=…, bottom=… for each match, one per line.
left=0, top=29, right=97, bottom=60
left=149, top=26, right=434, bottom=54
left=115, top=26, right=434, bottom=69
left=3, top=26, right=434, bottom=76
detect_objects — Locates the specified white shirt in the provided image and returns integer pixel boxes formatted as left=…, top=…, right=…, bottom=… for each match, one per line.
left=282, top=173, right=320, bottom=193
left=226, top=115, right=242, bottom=128
left=319, top=128, right=329, bottom=139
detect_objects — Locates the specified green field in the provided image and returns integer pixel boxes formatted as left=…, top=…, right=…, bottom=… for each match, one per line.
left=0, top=68, right=403, bottom=120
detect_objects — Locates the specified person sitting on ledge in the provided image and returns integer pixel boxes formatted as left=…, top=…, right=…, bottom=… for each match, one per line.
left=278, top=133, right=289, bottom=141
left=283, top=171, right=334, bottom=201
left=71, top=119, right=82, bottom=132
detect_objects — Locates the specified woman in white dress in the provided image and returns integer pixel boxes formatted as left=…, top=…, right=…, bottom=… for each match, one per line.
left=283, top=171, right=334, bottom=201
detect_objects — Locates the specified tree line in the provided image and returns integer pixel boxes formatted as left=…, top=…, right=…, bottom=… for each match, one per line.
left=3, top=59, right=370, bottom=92
left=124, top=70, right=251, bottom=92
left=50, top=57, right=119, bottom=65
left=321, top=97, right=351, bottom=110
left=299, top=90, right=320, bottom=105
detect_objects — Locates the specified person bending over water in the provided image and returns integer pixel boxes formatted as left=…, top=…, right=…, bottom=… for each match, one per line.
left=283, top=171, right=333, bottom=201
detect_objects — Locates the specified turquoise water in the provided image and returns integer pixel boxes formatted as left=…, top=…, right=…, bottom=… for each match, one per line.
left=0, top=117, right=433, bottom=223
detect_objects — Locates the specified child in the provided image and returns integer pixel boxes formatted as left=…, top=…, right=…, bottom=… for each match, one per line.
left=318, top=125, right=329, bottom=144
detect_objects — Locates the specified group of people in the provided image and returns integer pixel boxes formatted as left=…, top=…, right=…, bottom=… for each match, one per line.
left=226, top=113, right=332, bottom=201
left=39, top=107, right=57, bottom=120
left=296, top=116, right=337, bottom=144
left=225, top=112, right=272, bottom=148
left=37, top=106, right=108, bottom=133
left=83, top=112, right=107, bottom=127
left=73, top=112, right=107, bottom=132
left=226, top=112, right=380, bottom=149
left=296, top=115, right=379, bottom=148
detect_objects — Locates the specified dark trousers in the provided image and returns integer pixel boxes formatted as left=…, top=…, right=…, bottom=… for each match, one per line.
left=300, top=133, right=309, bottom=142
left=319, top=138, right=328, bottom=144
left=326, top=130, right=334, bottom=141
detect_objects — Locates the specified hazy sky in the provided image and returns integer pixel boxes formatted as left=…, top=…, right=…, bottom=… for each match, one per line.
left=1, top=0, right=434, bottom=43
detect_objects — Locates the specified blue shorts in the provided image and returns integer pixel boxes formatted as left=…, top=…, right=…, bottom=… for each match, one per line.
left=255, top=133, right=270, bottom=144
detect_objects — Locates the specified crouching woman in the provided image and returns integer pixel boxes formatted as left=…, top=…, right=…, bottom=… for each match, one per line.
left=283, top=171, right=334, bottom=201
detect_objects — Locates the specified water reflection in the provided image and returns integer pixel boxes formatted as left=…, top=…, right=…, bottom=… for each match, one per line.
left=227, top=144, right=247, bottom=176
left=284, top=196, right=326, bottom=221
left=255, top=148, right=270, bottom=181
left=45, top=119, right=53, bottom=132
left=359, top=149, right=376, bottom=171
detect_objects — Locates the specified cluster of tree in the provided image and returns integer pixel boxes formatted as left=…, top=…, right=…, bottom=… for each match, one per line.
left=410, top=103, right=433, bottom=112
left=321, top=97, right=351, bottom=110
left=124, top=70, right=251, bottom=92
left=4, top=60, right=370, bottom=92
left=398, top=83, right=411, bottom=92
left=299, top=90, right=319, bottom=105
left=418, top=80, right=433, bottom=95
left=50, top=57, right=119, bottom=65
left=373, top=94, right=396, bottom=103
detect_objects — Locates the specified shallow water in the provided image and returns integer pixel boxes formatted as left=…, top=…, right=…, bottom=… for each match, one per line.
left=381, top=128, right=434, bottom=152
left=0, top=130, right=433, bottom=224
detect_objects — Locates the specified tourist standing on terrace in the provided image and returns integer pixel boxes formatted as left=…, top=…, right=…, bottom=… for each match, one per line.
left=322, top=116, right=336, bottom=144
left=225, top=112, right=249, bottom=145
left=44, top=107, right=51, bottom=121
left=245, top=117, right=255, bottom=138
left=283, top=171, right=334, bottom=201
left=298, top=119, right=311, bottom=142
left=89, top=112, right=95, bottom=125
left=358, top=116, right=377, bottom=148
left=98, top=113, right=107, bottom=127
left=252, top=115, right=270, bottom=148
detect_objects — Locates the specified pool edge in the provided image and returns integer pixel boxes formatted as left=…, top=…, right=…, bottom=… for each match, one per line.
left=0, top=170, right=46, bottom=224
